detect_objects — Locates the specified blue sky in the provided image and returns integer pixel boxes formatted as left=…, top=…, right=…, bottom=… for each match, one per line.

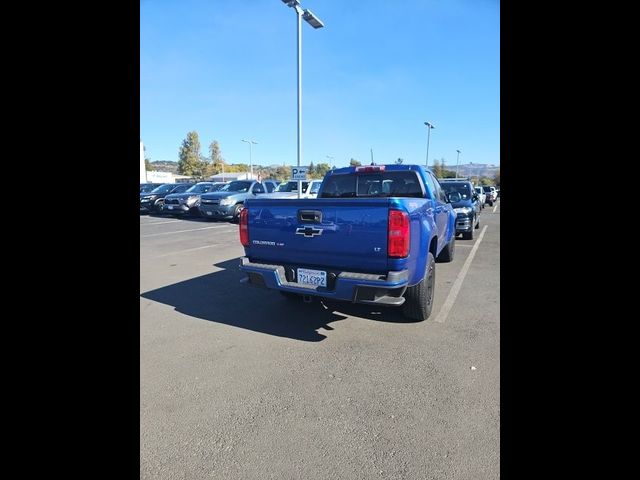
left=141, top=0, right=499, bottom=169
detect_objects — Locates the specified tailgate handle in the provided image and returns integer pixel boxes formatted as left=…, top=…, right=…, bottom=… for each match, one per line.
left=298, top=210, right=322, bottom=223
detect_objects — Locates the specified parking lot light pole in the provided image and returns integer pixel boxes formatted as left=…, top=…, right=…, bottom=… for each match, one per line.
left=281, top=0, right=324, bottom=198
left=326, top=155, right=334, bottom=169
left=241, top=139, right=258, bottom=178
left=455, top=149, right=461, bottom=178
left=424, top=121, right=435, bottom=168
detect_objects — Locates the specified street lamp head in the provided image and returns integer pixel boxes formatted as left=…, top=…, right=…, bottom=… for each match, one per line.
left=457, top=149, right=461, bottom=154
left=281, top=0, right=300, bottom=7
left=424, top=121, right=435, bottom=129
left=302, top=9, right=324, bottom=28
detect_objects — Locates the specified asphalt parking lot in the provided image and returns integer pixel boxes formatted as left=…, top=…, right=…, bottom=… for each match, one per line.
left=140, top=200, right=500, bottom=479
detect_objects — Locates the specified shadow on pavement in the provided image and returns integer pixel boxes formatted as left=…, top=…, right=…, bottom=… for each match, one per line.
left=141, top=258, right=417, bottom=342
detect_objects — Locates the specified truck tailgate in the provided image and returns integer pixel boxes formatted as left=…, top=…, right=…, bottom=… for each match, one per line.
left=244, top=198, right=392, bottom=273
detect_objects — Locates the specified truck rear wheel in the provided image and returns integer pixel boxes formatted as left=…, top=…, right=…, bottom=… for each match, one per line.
left=402, top=252, right=435, bottom=321
left=436, top=235, right=455, bottom=263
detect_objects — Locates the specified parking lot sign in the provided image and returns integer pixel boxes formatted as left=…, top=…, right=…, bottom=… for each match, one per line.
left=291, top=167, right=308, bottom=181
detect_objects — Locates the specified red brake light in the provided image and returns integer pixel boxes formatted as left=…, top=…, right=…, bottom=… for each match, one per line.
left=355, top=165, right=386, bottom=173
left=239, top=208, right=249, bottom=247
left=388, top=210, right=410, bottom=258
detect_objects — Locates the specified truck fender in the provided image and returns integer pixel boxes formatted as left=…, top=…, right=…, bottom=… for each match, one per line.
left=410, top=214, right=436, bottom=286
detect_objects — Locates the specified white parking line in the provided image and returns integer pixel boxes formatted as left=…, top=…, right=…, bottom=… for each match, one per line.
left=149, top=243, right=223, bottom=258
left=433, top=225, right=488, bottom=323
left=140, top=220, right=182, bottom=226
left=492, top=203, right=498, bottom=213
left=141, top=225, right=237, bottom=238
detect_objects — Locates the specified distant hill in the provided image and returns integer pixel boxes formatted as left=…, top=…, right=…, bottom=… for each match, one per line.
left=453, top=163, right=500, bottom=178
left=149, top=161, right=178, bottom=173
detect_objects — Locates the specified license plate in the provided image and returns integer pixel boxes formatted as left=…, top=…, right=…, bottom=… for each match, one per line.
left=297, top=268, right=327, bottom=287
left=206, top=211, right=212, bottom=215
left=167, top=205, right=173, bottom=210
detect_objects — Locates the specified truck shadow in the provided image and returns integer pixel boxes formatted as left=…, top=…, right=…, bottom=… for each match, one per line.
left=140, top=258, right=417, bottom=342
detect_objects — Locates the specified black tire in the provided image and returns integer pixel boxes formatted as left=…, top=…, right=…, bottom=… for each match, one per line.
left=462, top=220, right=474, bottom=240
left=475, top=216, right=480, bottom=229
left=232, top=204, right=244, bottom=222
left=436, top=234, right=455, bottom=263
left=154, top=200, right=164, bottom=214
left=488, top=200, right=493, bottom=206
left=402, top=252, right=436, bottom=321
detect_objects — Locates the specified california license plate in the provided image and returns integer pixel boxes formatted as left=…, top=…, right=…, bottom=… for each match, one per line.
left=167, top=205, right=173, bottom=210
left=297, top=268, right=327, bottom=287
left=206, top=211, right=212, bottom=215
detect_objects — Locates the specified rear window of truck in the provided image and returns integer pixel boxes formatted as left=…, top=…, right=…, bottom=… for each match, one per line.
left=320, top=171, right=424, bottom=198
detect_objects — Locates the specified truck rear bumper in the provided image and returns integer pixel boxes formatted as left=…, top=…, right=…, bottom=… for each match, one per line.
left=239, top=257, right=409, bottom=306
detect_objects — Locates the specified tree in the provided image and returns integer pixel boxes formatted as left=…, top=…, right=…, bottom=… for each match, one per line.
left=349, top=158, right=361, bottom=167
left=494, top=169, right=500, bottom=187
left=143, top=145, right=152, bottom=171
left=275, top=166, right=290, bottom=182
left=314, top=162, right=331, bottom=178
left=177, top=131, right=204, bottom=176
left=431, top=159, right=443, bottom=178
left=308, top=161, right=315, bottom=176
left=205, top=140, right=225, bottom=177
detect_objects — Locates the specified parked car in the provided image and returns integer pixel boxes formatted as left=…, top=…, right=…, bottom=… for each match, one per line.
left=162, top=182, right=217, bottom=216
left=208, top=182, right=230, bottom=192
left=140, top=183, right=192, bottom=214
left=482, top=185, right=497, bottom=206
left=140, top=183, right=163, bottom=193
left=474, top=186, right=486, bottom=208
left=263, top=180, right=324, bottom=199
left=438, top=180, right=481, bottom=240
left=307, top=180, right=323, bottom=198
left=238, top=164, right=457, bottom=321
left=198, top=180, right=278, bottom=221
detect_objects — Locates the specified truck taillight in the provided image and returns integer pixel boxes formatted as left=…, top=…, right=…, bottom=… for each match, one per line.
left=388, top=210, right=410, bottom=258
left=239, top=208, right=249, bottom=247
left=355, top=165, right=386, bottom=173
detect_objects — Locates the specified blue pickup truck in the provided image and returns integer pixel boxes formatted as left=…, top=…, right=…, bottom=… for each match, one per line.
left=238, top=164, right=457, bottom=321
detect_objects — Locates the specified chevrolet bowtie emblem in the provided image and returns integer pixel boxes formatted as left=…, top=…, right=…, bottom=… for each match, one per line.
left=296, top=226, right=323, bottom=237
